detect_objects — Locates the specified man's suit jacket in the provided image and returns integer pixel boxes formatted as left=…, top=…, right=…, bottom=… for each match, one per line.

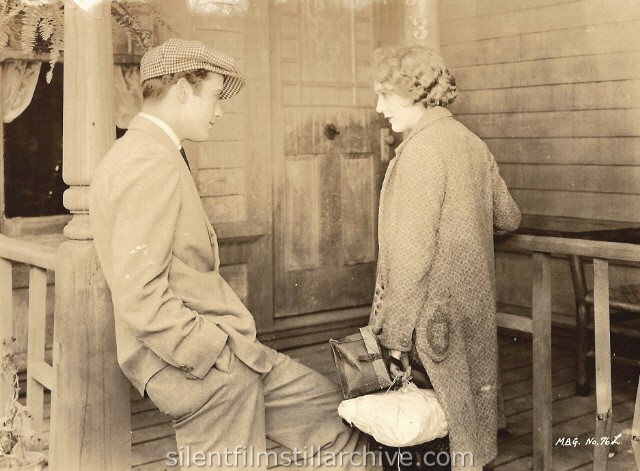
left=90, top=115, right=272, bottom=394
left=369, top=107, right=521, bottom=467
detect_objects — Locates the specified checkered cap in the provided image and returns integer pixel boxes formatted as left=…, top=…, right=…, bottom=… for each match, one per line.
left=140, top=38, right=244, bottom=99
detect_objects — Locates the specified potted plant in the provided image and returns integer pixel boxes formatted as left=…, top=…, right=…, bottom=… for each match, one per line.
left=0, top=0, right=168, bottom=82
left=0, top=352, right=44, bottom=471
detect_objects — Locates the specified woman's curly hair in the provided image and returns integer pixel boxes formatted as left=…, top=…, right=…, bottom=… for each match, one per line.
left=373, top=46, right=458, bottom=108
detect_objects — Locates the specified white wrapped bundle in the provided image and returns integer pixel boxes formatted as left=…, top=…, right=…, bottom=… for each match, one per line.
left=338, top=382, right=448, bottom=447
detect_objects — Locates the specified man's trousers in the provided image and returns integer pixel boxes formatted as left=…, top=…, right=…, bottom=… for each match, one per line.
left=146, top=344, right=375, bottom=470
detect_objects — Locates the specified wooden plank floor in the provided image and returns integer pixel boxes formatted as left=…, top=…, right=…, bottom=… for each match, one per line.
left=37, top=333, right=638, bottom=470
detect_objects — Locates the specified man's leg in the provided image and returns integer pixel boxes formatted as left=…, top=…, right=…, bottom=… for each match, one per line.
left=262, top=349, right=377, bottom=470
left=146, top=355, right=269, bottom=470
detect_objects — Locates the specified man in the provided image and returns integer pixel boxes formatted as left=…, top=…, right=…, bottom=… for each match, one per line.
left=90, top=38, right=369, bottom=470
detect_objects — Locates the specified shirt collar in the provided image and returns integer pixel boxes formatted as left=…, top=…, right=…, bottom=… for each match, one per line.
left=138, top=112, right=182, bottom=150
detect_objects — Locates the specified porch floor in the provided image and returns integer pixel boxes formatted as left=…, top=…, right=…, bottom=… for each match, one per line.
left=42, top=332, right=639, bottom=470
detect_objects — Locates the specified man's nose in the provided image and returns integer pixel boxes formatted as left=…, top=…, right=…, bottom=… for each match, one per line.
left=214, top=103, right=223, bottom=118
left=375, top=97, right=383, bottom=114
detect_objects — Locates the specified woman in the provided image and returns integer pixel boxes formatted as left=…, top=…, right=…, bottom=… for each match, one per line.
left=370, top=46, right=521, bottom=470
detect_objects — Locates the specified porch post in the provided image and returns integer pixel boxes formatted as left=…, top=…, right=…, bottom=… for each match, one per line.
left=51, top=1, right=131, bottom=470
left=403, top=0, right=440, bottom=51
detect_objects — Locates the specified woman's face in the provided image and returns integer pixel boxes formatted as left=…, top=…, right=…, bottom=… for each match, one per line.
left=374, top=82, right=426, bottom=133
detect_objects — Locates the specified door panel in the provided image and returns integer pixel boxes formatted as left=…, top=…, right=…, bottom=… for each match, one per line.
left=285, top=157, right=321, bottom=271
left=341, top=154, right=376, bottom=266
left=272, top=0, right=385, bottom=317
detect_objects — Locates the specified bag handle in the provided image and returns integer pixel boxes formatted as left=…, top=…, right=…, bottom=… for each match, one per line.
left=357, top=353, right=383, bottom=362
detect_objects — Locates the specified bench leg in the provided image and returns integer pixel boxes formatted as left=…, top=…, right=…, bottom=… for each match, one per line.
left=576, top=302, right=591, bottom=396
left=632, top=377, right=640, bottom=470
left=570, top=254, right=591, bottom=396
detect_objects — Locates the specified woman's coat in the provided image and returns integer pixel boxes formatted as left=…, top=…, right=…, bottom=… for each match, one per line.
left=370, top=106, right=521, bottom=467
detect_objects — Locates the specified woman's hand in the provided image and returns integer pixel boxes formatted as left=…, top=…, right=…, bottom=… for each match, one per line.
left=371, top=311, right=384, bottom=335
left=388, top=350, right=412, bottom=382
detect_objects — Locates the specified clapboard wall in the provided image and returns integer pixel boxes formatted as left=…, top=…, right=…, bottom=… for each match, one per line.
left=175, top=2, right=275, bottom=330
left=440, top=0, right=640, bottom=322
left=441, top=0, right=640, bottom=222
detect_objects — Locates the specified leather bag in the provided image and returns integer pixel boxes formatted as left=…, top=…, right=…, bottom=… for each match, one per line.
left=329, top=326, right=393, bottom=399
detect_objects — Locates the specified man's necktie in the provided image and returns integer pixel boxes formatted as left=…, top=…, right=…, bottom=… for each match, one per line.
left=179, top=147, right=191, bottom=172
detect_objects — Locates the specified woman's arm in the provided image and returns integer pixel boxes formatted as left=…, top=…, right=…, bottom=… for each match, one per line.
left=377, top=142, right=446, bottom=353
left=490, top=157, right=521, bottom=235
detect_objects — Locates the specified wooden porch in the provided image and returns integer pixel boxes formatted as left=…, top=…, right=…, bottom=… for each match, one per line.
left=1, top=1, right=640, bottom=470
left=130, top=333, right=640, bottom=471
left=25, top=331, right=638, bottom=470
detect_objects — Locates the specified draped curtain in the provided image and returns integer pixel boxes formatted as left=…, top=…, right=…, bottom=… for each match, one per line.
left=2, top=61, right=41, bottom=123
left=1, top=61, right=142, bottom=127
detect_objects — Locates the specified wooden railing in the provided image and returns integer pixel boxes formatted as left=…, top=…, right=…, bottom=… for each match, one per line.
left=0, top=234, right=57, bottom=452
left=496, top=234, right=640, bottom=470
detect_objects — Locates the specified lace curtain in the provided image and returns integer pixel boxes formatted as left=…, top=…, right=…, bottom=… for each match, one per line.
left=2, top=61, right=41, bottom=123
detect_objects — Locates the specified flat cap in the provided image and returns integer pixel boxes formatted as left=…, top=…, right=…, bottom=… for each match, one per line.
left=140, top=38, right=244, bottom=99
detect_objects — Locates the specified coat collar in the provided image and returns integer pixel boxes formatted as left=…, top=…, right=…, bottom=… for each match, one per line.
left=394, top=106, right=453, bottom=157
left=127, top=115, right=184, bottom=166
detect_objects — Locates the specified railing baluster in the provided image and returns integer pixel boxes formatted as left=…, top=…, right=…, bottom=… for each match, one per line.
left=532, top=252, right=552, bottom=471
left=27, top=266, right=49, bottom=449
left=1, top=239, right=57, bottom=462
left=0, top=258, right=14, bottom=412
left=592, top=258, right=613, bottom=469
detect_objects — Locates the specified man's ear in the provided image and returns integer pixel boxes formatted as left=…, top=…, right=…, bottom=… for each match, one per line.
left=175, top=77, right=193, bottom=103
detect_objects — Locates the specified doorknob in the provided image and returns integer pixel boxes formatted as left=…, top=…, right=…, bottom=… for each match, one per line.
left=380, top=128, right=395, bottom=163
left=324, top=123, right=340, bottom=140
left=384, top=133, right=396, bottom=146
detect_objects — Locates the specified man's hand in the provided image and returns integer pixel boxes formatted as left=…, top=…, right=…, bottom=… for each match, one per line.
left=388, top=350, right=412, bottom=382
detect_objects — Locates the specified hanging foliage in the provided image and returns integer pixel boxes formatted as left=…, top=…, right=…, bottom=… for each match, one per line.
left=0, top=0, right=173, bottom=83
left=111, top=0, right=155, bottom=50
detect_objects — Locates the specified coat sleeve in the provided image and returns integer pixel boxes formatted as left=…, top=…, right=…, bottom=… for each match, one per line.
left=378, top=143, right=445, bottom=352
left=109, top=156, right=226, bottom=379
left=490, top=156, right=521, bottom=235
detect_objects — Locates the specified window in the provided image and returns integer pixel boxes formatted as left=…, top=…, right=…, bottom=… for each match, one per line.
left=3, top=64, right=65, bottom=218
left=3, top=64, right=129, bottom=220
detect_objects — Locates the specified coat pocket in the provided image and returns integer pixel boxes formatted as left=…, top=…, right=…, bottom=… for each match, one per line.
left=422, top=304, right=451, bottom=363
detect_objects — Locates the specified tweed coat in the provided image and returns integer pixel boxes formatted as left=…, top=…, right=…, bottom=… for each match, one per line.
left=90, top=116, right=273, bottom=395
left=370, top=107, right=521, bottom=467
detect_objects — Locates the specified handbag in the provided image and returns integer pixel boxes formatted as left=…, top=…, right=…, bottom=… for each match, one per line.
left=329, top=326, right=393, bottom=399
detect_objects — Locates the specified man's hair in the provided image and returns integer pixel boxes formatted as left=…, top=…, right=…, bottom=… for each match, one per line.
left=142, top=69, right=212, bottom=100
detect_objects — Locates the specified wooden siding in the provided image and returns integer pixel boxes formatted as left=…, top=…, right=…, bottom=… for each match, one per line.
left=441, top=0, right=640, bottom=321
left=176, top=4, right=273, bottom=329
left=441, top=0, right=640, bottom=223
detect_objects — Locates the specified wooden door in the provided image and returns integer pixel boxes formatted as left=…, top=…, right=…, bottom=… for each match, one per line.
left=271, top=0, right=386, bottom=317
